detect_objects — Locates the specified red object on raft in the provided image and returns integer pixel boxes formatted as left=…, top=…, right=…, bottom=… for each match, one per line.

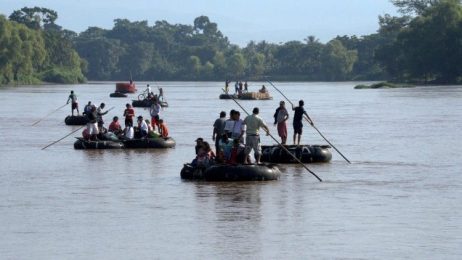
left=115, top=82, right=137, bottom=93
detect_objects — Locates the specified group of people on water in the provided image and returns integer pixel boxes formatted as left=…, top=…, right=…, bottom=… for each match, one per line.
left=225, top=79, right=249, bottom=95
left=224, top=80, right=268, bottom=95
left=192, top=99, right=313, bottom=167
left=66, top=85, right=315, bottom=166
left=66, top=90, right=169, bottom=141
left=144, top=84, right=164, bottom=102
left=192, top=108, right=266, bottom=167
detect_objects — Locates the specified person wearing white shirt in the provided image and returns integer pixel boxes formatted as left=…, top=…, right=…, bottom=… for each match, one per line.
left=137, top=116, right=149, bottom=138
left=123, top=126, right=134, bottom=140
left=149, top=99, right=161, bottom=131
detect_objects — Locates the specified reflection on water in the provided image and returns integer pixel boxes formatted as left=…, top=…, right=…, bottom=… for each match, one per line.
left=0, top=82, right=461, bottom=258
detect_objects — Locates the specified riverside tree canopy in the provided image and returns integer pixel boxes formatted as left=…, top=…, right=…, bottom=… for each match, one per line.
left=2, top=0, right=462, bottom=85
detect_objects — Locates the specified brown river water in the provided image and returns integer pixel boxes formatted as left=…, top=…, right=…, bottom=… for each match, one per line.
left=0, top=82, right=461, bottom=259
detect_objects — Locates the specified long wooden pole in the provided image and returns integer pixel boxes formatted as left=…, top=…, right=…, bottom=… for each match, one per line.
left=42, top=125, right=85, bottom=150
left=223, top=88, right=322, bottom=182
left=32, top=103, right=67, bottom=126
left=265, top=79, right=351, bottom=164
left=42, top=106, right=115, bottom=150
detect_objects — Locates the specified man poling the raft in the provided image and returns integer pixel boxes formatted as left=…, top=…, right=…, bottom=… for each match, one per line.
left=265, top=78, right=351, bottom=164
left=222, top=88, right=323, bottom=182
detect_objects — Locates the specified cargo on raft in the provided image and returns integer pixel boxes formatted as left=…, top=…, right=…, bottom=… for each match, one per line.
left=180, top=163, right=281, bottom=181
left=261, top=144, right=332, bottom=163
left=65, top=115, right=88, bottom=125
left=115, top=82, right=137, bottom=93
left=219, top=91, right=272, bottom=100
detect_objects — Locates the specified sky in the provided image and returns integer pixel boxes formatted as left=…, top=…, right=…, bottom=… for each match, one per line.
left=0, top=0, right=398, bottom=46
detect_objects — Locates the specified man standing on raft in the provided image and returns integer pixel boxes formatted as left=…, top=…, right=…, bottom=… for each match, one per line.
left=292, top=100, right=314, bottom=145
left=243, top=107, right=270, bottom=164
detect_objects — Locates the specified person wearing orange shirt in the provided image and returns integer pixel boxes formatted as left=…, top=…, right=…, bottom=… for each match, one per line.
left=158, top=119, right=169, bottom=138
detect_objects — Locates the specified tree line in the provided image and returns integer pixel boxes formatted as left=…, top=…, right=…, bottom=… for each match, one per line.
left=0, top=7, right=86, bottom=84
left=1, top=0, right=462, bottom=84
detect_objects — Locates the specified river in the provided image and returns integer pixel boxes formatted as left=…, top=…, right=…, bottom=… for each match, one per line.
left=0, top=82, right=460, bottom=259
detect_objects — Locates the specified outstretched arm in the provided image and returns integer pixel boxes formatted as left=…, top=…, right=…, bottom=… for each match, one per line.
left=304, top=112, right=314, bottom=125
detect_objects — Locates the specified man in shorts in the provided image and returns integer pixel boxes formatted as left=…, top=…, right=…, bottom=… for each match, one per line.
left=243, top=107, right=269, bottom=164
left=292, top=100, right=314, bottom=145
left=66, top=90, right=79, bottom=116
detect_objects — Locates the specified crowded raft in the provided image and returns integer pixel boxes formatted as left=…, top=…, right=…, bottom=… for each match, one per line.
left=65, top=88, right=174, bottom=150
left=181, top=99, right=331, bottom=181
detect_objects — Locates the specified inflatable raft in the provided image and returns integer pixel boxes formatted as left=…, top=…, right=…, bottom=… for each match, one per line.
left=261, top=144, right=332, bottom=163
left=180, top=163, right=281, bottom=181
left=219, top=93, right=238, bottom=99
left=123, top=137, right=176, bottom=149
left=74, top=137, right=124, bottom=149
left=131, top=99, right=169, bottom=108
left=115, top=82, right=137, bottom=93
left=65, top=115, right=88, bottom=125
left=109, top=92, right=128, bottom=98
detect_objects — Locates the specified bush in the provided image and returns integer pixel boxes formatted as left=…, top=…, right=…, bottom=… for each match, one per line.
left=40, top=67, right=86, bottom=84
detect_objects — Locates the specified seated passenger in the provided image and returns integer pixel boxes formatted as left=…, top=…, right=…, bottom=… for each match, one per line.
left=135, top=116, right=148, bottom=138
left=158, top=119, right=169, bottom=138
left=82, top=128, right=91, bottom=140
left=228, top=138, right=246, bottom=164
left=196, top=141, right=215, bottom=167
left=259, top=85, right=267, bottom=93
left=122, top=125, right=134, bottom=140
left=218, top=134, right=233, bottom=162
left=108, top=116, right=122, bottom=135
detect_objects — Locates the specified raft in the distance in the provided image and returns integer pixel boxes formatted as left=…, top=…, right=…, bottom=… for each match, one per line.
left=131, top=99, right=169, bottom=108
left=261, top=144, right=332, bottom=163
left=219, top=91, right=272, bottom=100
left=109, top=92, right=128, bottom=98
left=180, top=163, right=281, bottom=181
left=115, top=82, right=137, bottom=93
left=65, top=115, right=88, bottom=125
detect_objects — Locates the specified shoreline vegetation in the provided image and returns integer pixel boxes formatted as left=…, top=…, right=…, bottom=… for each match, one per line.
left=2, top=1, right=462, bottom=86
left=354, top=82, right=414, bottom=89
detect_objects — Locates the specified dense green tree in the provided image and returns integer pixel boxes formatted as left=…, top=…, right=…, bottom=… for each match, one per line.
left=396, top=0, right=462, bottom=82
left=1, top=7, right=86, bottom=84
left=9, top=7, right=57, bottom=30
left=74, top=36, right=123, bottom=80
left=320, top=40, right=357, bottom=80
left=227, top=53, right=246, bottom=77
left=391, top=0, right=440, bottom=15
left=0, top=15, right=46, bottom=83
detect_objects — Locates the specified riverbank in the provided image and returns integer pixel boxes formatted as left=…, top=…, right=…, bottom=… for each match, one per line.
left=354, top=81, right=415, bottom=89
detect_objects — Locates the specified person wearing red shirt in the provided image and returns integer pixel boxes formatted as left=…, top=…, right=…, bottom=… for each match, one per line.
left=108, top=116, right=122, bottom=135
left=123, top=103, right=135, bottom=127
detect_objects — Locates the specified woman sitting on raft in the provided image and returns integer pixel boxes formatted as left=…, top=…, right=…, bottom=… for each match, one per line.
left=192, top=141, right=216, bottom=167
